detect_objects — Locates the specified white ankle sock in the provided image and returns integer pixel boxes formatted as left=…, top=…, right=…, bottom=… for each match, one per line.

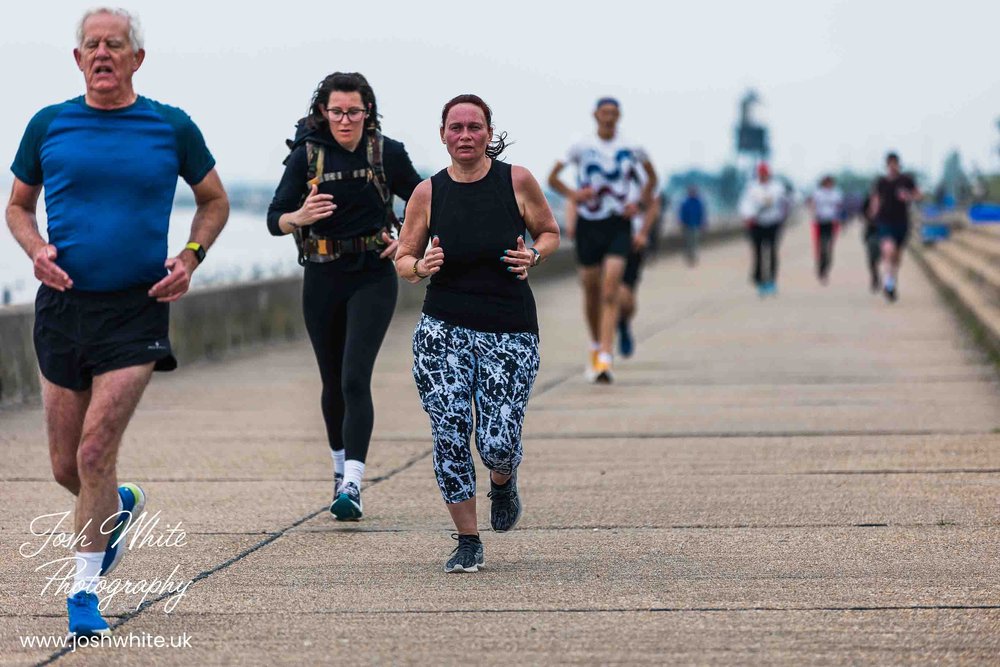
left=331, top=449, right=345, bottom=477
left=598, top=352, right=613, bottom=364
left=70, top=551, right=104, bottom=596
left=343, top=460, right=365, bottom=490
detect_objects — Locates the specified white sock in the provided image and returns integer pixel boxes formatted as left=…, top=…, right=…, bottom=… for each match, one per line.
left=70, top=551, right=104, bottom=596
left=331, top=449, right=345, bottom=477
left=598, top=352, right=613, bottom=365
left=343, top=460, right=365, bottom=490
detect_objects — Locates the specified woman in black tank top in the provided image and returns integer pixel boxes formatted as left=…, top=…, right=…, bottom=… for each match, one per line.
left=396, top=94, right=560, bottom=573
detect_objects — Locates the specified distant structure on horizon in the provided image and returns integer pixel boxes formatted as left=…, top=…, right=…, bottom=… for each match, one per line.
left=735, top=90, right=769, bottom=166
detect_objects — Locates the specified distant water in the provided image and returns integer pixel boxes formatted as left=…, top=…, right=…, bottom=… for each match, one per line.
left=0, top=207, right=302, bottom=307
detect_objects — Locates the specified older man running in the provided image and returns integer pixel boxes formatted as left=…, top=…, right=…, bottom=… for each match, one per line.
left=5, top=8, right=228, bottom=637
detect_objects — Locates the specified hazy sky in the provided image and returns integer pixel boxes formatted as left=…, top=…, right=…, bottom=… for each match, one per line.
left=2, top=0, right=999, bottom=189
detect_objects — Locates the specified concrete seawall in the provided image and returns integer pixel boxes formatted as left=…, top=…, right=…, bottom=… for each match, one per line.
left=0, top=220, right=742, bottom=406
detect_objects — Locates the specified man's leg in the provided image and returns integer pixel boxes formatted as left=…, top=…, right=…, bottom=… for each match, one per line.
left=818, top=223, right=834, bottom=280
left=880, top=237, right=899, bottom=287
left=683, top=227, right=696, bottom=265
left=866, top=230, right=881, bottom=291
left=618, top=285, right=635, bottom=324
left=75, top=363, right=154, bottom=554
left=812, top=222, right=822, bottom=276
left=43, top=378, right=91, bottom=495
left=769, top=225, right=782, bottom=285
left=749, top=226, right=764, bottom=287
left=578, top=266, right=602, bottom=344
left=598, top=255, right=627, bottom=355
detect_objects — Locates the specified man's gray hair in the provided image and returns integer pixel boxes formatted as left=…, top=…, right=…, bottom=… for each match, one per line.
left=76, top=8, right=144, bottom=52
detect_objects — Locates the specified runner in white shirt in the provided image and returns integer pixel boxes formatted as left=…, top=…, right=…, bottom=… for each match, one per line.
left=739, top=162, right=788, bottom=297
left=548, top=97, right=656, bottom=383
left=809, top=175, right=844, bottom=284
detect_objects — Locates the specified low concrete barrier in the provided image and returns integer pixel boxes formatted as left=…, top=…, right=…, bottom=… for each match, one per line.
left=0, top=219, right=741, bottom=407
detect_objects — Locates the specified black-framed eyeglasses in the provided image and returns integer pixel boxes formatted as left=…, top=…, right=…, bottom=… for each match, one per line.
left=326, top=107, right=366, bottom=122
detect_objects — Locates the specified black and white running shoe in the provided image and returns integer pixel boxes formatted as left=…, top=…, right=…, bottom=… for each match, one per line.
left=444, top=534, right=484, bottom=573
left=488, top=471, right=522, bottom=532
left=331, top=481, right=363, bottom=521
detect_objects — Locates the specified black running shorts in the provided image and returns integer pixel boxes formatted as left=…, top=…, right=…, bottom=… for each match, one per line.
left=33, top=284, right=177, bottom=391
left=877, top=221, right=909, bottom=247
left=574, top=215, right=631, bottom=267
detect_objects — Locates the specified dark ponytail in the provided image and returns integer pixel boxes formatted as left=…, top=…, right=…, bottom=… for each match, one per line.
left=440, top=94, right=511, bottom=160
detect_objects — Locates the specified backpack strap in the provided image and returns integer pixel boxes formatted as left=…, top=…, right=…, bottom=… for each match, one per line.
left=366, top=131, right=401, bottom=234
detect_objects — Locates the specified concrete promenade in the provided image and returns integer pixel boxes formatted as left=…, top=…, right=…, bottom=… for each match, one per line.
left=3, top=222, right=999, bottom=665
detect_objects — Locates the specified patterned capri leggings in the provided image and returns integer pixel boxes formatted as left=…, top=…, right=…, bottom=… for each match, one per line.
left=412, top=314, right=540, bottom=504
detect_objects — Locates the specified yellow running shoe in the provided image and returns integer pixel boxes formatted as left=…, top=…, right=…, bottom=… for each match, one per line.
left=594, top=358, right=613, bottom=384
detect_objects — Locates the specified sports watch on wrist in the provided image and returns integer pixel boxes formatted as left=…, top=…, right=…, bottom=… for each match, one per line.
left=529, top=247, right=541, bottom=266
left=185, top=242, right=206, bottom=264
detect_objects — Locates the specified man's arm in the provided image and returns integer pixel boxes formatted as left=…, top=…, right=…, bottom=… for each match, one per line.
left=547, top=161, right=574, bottom=199
left=635, top=160, right=660, bottom=242
left=639, top=159, right=658, bottom=208
left=148, top=168, right=229, bottom=302
left=867, top=184, right=881, bottom=220
left=5, top=178, right=73, bottom=290
left=905, top=176, right=924, bottom=203
left=185, top=168, right=229, bottom=252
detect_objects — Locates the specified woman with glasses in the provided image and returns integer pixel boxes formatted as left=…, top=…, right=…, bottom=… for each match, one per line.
left=396, top=94, right=560, bottom=572
left=267, top=72, right=421, bottom=520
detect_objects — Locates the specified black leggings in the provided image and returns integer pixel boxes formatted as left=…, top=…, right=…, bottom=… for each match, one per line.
left=813, top=221, right=838, bottom=278
left=302, top=260, right=398, bottom=463
left=749, top=224, right=783, bottom=285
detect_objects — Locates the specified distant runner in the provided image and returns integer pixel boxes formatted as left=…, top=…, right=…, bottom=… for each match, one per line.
left=810, top=175, right=844, bottom=284
left=868, top=152, right=922, bottom=302
left=548, top=97, right=656, bottom=382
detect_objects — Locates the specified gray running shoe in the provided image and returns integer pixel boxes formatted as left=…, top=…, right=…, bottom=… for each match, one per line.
left=444, top=534, right=484, bottom=573
left=488, top=471, right=522, bottom=532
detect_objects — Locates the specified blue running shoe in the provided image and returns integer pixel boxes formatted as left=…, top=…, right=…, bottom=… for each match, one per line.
left=331, top=482, right=363, bottom=521
left=617, top=319, right=634, bottom=358
left=100, top=483, right=145, bottom=576
left=766, top=282, right=778, bottom=296
left=67, top=591, right=110, bottom=637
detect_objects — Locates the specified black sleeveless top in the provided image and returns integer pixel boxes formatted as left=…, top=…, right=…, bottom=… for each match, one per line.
left=422, top=160, right=539, bottom=335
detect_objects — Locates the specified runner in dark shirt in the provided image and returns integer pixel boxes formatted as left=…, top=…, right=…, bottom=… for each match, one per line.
left=868, top=152, right=922, bottom=302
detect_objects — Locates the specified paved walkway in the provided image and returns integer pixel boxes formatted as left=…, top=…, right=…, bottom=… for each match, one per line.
left=3, top=221, right=999, bottom=665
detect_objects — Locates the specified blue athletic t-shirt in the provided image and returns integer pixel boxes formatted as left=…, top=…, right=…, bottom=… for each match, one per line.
left=11, top=95, right=215, bottom=291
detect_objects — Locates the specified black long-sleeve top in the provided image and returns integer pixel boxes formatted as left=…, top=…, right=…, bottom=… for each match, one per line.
left=267, top=122, right=421, bottom=241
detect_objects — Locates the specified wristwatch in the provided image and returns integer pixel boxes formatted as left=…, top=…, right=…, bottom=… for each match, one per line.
left=185, top=242, right=206, bottom=264
left=529, top=247, right=541, bottom=266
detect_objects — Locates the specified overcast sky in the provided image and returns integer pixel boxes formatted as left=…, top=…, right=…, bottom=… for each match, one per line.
left=3, top=0, right=999, bottom=189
